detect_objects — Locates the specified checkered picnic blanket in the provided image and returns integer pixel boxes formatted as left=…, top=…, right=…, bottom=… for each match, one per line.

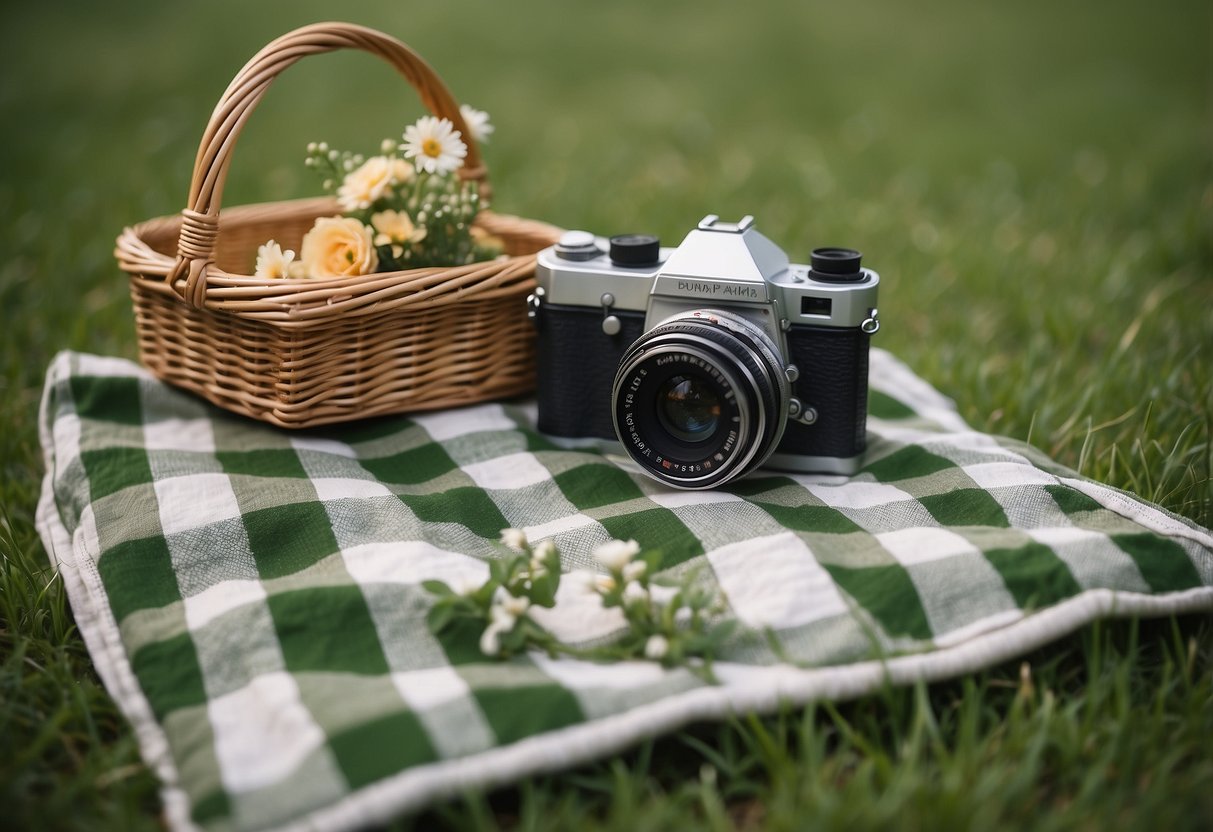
left=37, top=349, right=1213, bottom=832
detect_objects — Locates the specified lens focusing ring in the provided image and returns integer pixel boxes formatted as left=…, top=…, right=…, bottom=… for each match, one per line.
left=611, top=311, right=790, bottom=489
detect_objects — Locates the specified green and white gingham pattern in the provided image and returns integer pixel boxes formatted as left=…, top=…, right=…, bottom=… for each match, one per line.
left=37, top=349, right=1213, bottom=832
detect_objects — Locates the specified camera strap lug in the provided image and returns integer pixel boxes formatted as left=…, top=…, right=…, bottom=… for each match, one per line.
left=526, top=286, right=545, bottom=325
left=861, top=307, right=880, bottom=335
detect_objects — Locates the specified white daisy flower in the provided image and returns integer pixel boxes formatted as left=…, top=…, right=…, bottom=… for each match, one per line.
left=401, top=116, right=467, bottom=175
left=459, top=104, right=494, bottom=144
left=593, top=539, right=640, bottom=571
left=254, top=241, right=296, bottom=279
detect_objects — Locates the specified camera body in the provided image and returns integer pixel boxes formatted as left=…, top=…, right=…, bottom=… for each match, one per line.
left=532, top=215, right=880, bottom=489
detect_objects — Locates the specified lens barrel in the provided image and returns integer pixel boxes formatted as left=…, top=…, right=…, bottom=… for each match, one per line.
left=611, top=310, right=790, bottom=489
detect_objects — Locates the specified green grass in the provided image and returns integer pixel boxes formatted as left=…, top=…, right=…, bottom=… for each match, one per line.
left=1, top=0, right=1210, bottom=828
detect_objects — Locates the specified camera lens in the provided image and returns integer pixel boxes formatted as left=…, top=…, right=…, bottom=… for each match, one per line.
left=611, top=310, right=790, bottom=489
left=657, top=374, right=721, bottom=443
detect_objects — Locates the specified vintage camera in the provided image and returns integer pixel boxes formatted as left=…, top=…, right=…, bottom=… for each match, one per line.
left=531, top=214, right=880, bottom=489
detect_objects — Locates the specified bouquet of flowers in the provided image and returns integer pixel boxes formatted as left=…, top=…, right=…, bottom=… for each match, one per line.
left=255, top=105, right=502, bottom=280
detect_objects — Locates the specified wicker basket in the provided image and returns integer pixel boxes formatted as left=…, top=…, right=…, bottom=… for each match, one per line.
left=115, top=22, right=562, bottom=429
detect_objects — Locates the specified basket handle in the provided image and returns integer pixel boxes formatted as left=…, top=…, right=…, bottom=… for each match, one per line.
left=169, top=22, right=486, bottom=308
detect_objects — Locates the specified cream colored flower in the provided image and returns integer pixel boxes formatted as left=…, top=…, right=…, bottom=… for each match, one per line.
left=499, top=528, right=528, bottom=552
left=645, top=634, right=670, bottom=660
left=299, top=217, right=378, bottom=278
left=480, top=621, right=505, bottom=656
left=389, top=157, right=415, bottom=186
left=459, top=104, right=494, bottom=144
left=500, top=594, right=531, bottom=619
left=622, top=581, right=649, bottom=606
left=336, top=155, right=414, bottom=212
left=401, top=116, right=467, bottom=175
left=567, top=569, right=598, bottom=595
left=593, top=539, right=640, bottom=571
left=489, top=604, right=517, bottom=628
left=370, top=209, right=426, bottom=247
left=254, top=240, right=296, bottom=279
left=568, top=569, right=615, bottom=595
left=622, top=561, right=647, bottom=583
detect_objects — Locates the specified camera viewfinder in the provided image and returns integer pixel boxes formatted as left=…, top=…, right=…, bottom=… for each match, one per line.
left=808, top=247, right=864, bottom=282
left=801, top=296, right=833, bottom=317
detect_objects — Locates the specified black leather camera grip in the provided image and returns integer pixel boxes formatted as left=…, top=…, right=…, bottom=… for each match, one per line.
left=535, top=304, right=646, bottom=441
left=780, top=325, right=870, bottom=459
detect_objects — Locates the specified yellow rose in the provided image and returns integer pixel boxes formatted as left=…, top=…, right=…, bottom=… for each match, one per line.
left=337, top=156, right=410, bottom=212
left=371, top=209, right=426, bottom=247
left=470, top=224, right=506, bottom=255
left=389, top=158, right=415, bottom=186
left=300, top=216, right=379, bottom=278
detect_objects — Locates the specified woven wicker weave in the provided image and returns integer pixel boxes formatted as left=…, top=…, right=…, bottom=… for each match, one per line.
left=115, top=22, right=562, bottom=429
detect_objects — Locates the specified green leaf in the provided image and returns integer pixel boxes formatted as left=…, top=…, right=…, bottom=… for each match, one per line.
left=488, top=558, right=509, bottom=584
left=541, top=543, right=562, bottom=572
left=686, top=588, right=713, bottom=611
left=501, top=623, right=528, bottom=653
left=530, top=572, right=559, bottom=608
left=471, top=581, right=499, bottom=607
left=519, top=617, right=554, bottom=643
left=707, top=619, right=740, bottom=643
left=662, top=593, right=684, bottom=629
left=642, top=550, right=664, bottom=574
left=421, top=580, right=455, bottom=597
left=426, top=602, right=456, bottom=633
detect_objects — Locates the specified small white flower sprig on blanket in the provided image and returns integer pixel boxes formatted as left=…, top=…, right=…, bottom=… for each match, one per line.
left=254, top=105, right=504, bottom=280
left=423, top=531, right=738, bottom=679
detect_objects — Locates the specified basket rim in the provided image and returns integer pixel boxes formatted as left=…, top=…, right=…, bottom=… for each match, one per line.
left=118, top=196, right=563, bottom=321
